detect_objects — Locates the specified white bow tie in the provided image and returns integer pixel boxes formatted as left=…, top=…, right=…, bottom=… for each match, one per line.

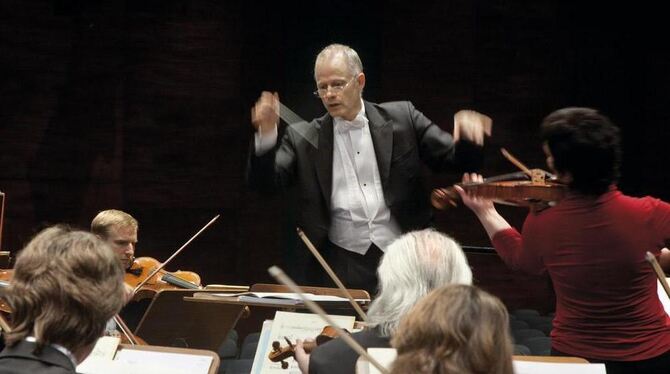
left=336, top=116, right=366, bottom=133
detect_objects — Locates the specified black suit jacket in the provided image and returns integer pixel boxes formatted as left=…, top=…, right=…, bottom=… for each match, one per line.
left=248, top=101, right=481, bottom=279
left=0, top=340, right=76, bottom=374
left=308, top=328, right=390, bottom=374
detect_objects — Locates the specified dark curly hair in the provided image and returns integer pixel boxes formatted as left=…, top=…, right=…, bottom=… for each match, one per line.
left=541, top=107, right=621, bottom=195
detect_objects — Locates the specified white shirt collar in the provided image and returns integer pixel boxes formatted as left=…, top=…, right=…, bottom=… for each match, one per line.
left=25, top=336, right=79, bottom=367
left=334, top=99, right=367, bottom=127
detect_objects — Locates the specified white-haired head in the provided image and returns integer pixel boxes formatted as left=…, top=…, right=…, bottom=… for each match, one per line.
left=314, top=43, right=363, bottom=80
left=367, top=229, right=473, bottom=337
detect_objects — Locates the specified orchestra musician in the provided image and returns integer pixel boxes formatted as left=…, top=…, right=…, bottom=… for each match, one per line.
left=0, top=226, right=126, bottom=373
left=247, top=43, right=489, bottom=293
left=91, top=209, right=138, bottom=271
left=90, top=209, right=146, bottom=331
left=293, top=228, right=472, bottom=374
left=457, top=107, right=670, bottom=374
left=390, top=284, right=514, bottom=374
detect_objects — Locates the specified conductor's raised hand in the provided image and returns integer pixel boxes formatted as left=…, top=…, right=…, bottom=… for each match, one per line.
left=453, top=110, right=492, bottom=146
left=251, top=91, right=280, bottom=135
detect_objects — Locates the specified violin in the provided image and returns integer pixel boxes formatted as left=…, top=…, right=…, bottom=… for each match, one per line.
left=0, top=268, right=13, bottom=313
left=431, top=169, right=567, bottom=210
left=124, top=256, right=202, bottom=301
left=268, top=326, right=350, bottom=369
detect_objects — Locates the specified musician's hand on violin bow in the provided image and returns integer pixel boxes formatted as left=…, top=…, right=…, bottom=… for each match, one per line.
left=294, top=338, right=313, bottom=374
left=454, top=173, right=512, bottom=239
left=454, top=173, right=495, bottom=215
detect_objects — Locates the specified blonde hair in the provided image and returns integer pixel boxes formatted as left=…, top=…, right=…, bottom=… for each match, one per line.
left=3, top=226, right=126, bottom=355
left=91, top=209, right=138, bottom=239
left=390, top=285, right=514, bottom=374
left=367, top=229, right=472, bottom=337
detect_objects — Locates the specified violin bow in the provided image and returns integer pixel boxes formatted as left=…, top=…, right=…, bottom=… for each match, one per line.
left=132, top=214, right=220, bottom=294
left=0, top=315, right=10, bottom=334
left=268, top=266, right=389, bottom=374
left=645, top=251, right=670, bottom=299
left=296, top=228, right=369, bottom=322
left=113, top=314, right=139, bottom=345
left=500, top=148, right=533, bottom=177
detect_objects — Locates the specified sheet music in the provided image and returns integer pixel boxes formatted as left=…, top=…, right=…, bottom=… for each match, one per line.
left=253, top=311, right=355, bottom=373
left=114, top=349, right=213, bottom=373
left=76, top=337, right=120, bottom=372
left=513, top=360, right=606, bottom=374
left=356, top=350, right=607, bottom=374
left=355, top=348, right=396, bottom=374
left=250, top=320, right=274, bottom=374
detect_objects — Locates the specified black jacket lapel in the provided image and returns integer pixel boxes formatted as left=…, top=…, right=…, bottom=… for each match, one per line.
left=365, top=101, right=392, bottom=188
left=314, top=115, right=334, bottom=209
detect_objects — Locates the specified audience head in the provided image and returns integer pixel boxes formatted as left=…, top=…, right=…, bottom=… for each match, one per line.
left=391, top=284, right=514, bottom=374
left=540, top=107, right=621, bottom=195
left=367, top=229, right=472, bottom=337
left=3, top=225, right=126, bottom=363
left=91, top=209, right=138, bottom=269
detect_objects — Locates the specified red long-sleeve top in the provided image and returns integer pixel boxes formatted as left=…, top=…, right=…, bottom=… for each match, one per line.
left=492, top=188, right=670, bottom=361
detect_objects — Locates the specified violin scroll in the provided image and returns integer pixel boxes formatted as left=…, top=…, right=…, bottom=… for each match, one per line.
left=268, top=326, right=350, bottom=369
left=430, top=187, right=461, bottom=210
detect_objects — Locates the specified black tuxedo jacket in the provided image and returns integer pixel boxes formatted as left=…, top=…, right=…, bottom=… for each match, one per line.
left=0, top=340, right=76, bottom=374
left=248, top=101, right=481, bottom=277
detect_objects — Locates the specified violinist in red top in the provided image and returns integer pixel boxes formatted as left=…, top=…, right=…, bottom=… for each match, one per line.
left=457, top=107, right=670, bottom=374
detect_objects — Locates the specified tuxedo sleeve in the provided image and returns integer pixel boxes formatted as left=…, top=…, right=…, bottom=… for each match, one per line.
left=246, top=127, right=298, bottom=194
left=408, top=101, right=483, bottom=172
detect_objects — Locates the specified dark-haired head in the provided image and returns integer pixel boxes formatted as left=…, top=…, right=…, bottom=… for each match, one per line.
left=541, top=107, right=621, bottom=196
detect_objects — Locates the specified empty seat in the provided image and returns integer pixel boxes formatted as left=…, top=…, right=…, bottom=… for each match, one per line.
left=512, top=328, right=545, bottom=344
left=219, top=359, right=254, bottom=374
left=512, top=309, right=540, bottom=319
left=532, top=321, right=553, bottom=335
left=523, top=336, right=552, bottom=356
left=239, top=341, right=260, bottom=359
left=509, top=319, right=530, bottom=330
left=242, top=331, right=262, bottom=348
left=522, top=315, right=552, bottom=326
left=217, top=338, right=238, bottom=359
left=226, top=328, right=239, bottom=344
left=513, top=344, right=532, bottom=356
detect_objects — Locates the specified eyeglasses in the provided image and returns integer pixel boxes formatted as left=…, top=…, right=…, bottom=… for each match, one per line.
left=313, top=76, right=356, bottom=97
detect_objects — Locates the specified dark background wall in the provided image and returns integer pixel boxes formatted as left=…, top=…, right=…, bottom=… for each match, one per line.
left=1, top=1, right=669, bottom=301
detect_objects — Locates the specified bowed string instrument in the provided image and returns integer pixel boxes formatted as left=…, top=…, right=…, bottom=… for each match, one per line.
left=268, top=265, right=389, bottom=374
left=266, top=228, right=371, bottom=370
left=431, top=148, right=567, bottom=211
left=116, top=214, right=219, bottom=346
left=124, top=214, right=220, bottom=300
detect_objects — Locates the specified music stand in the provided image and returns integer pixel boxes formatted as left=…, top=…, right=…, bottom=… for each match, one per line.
left=134, top=289, right=245, bottom=351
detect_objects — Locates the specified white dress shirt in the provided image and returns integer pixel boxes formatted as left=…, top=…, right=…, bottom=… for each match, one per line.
left=329, top=102, right=400, bottom=254
left=254, top=100, right=401, bottom=254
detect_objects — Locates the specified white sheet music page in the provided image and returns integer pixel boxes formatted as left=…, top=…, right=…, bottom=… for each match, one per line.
left=255, top=311, right=356, bottom=373
left=114, top=349, right=213, bottom=374
left=513, top=360, right=606, bottom=374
